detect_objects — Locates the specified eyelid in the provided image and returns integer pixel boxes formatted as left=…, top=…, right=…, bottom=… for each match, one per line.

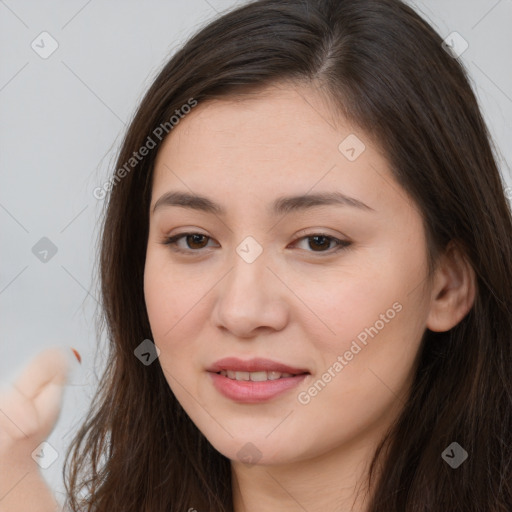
left=162, top=232, right=217, bottom=254
left=294, top=227, right=346, bottom=240
left=290, top=231, right=351, bottom=254
left=161, top=230, right=351, bottom=256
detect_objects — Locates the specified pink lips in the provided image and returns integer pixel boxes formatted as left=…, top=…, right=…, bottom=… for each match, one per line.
left=207, top=357, right=309, bottom=403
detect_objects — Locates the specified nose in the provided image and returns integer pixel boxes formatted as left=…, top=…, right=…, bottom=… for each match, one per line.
left=211, top=248, right=289, bottom=339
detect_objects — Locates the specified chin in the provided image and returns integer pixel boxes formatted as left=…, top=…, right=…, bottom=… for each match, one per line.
left=203, top=432, right=303, bottom=467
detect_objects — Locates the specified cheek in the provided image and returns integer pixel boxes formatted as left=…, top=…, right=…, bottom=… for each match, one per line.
left=143, top=264, right=199, bottom=405
left=144, top=249, right=201, bottom=339
left=296, top=260, right=403, bottom=357
left=293, top=300, right=422, bottom=459
left=143, top=254, right=211, bottom=387
left=299, top=249, right=427, bottom=388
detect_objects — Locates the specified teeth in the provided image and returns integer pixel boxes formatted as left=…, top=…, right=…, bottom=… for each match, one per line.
left=218, top=370, right=297, bottom=381
left=249, top=371, right=267, bottom=382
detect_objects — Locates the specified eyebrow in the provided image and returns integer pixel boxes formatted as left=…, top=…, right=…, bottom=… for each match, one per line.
left=152, top=190, right=375, bottom=216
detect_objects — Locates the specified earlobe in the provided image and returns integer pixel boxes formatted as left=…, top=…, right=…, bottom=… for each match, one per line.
left=426, top=242, right=477, bottom=333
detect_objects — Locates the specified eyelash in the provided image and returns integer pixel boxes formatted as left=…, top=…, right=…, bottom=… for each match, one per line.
left=161, top=232, right=351, bottom=256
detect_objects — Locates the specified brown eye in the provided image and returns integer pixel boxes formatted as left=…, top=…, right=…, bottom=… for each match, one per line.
left=183, top=233, right=209, bottom=250
left=162, top=232, right=351, bottom=256
left=307, top=235, right=333, bottom=252
left=163, top=232, right=215, bottom=253
left=292, top=234, right=351, bottom=254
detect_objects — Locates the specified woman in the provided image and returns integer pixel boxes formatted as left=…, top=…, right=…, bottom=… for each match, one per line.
left=1, top=0, right=511, bottom=510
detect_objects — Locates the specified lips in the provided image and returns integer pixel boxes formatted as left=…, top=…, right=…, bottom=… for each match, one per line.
left=207, top=357, right=309, bottom=375
left=206, top=357, right=310, bottom=402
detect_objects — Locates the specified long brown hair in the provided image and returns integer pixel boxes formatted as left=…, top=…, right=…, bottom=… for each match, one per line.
left=62, top=0, right=512, bottom=510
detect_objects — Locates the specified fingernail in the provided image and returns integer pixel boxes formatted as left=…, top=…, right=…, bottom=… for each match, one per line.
left=71, top=348, right=82, bottom=364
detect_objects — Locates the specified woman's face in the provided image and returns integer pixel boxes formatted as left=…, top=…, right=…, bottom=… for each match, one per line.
left=144, top=83, right=433, bottom=467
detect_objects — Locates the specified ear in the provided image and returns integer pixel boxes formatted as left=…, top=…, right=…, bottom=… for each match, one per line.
left=426, top=241, right=477, bottom=332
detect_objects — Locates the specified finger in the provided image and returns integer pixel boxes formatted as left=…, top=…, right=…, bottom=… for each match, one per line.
left=33, top=381, right=66, bottom=437
left=0, top=385, right=37, bottom=439
left=13, top=348, right=79, bottom=401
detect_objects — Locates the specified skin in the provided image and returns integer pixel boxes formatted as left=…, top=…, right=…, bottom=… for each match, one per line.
left=144, top=82, right=476, bottom=512
left=0, top=348, right=77, bottom=512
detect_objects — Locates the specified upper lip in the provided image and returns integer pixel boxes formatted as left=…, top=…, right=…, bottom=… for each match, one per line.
left=207, top=357, right=309, bottom=375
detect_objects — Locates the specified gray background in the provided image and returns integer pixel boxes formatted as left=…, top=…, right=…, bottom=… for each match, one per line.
left=1, top=0, right=511, bottom=500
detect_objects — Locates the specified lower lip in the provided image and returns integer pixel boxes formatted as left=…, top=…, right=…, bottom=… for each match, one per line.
left=209, top=372, right=308, bottom=403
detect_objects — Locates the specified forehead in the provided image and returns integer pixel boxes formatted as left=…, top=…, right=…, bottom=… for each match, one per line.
left=159, top=84, right=348, bottom=164
left=150, top=83, right=410, bottom=221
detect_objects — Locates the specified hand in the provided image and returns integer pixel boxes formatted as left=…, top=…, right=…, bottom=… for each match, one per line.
left=0, top=348, right=79, bottom=512
left=0, top=347, right=81, bottom=455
